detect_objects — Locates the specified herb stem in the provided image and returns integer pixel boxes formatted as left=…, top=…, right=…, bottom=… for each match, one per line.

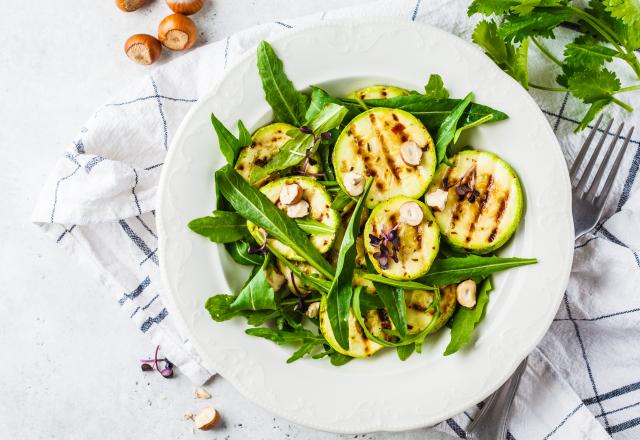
left=567, top=7, right=624, bottom=53
left=528, top=83, right=569, bottom=92
left=612, top=98, right=634, bottom=112
left=531, top=37, right=562, bottom=67
left=617, top=84, right=640, bottom=93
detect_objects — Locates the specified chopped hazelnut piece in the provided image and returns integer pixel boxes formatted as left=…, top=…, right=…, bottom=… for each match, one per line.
left=279, top=183, right=303, bottom=205
left=286, top=200, right=310, bottom=218
left=400, top=141, right=423, bottom=166
left=456, top=280, right=477, bottom=308
left=343, top=172, right=365, bottom=196
left=425, top=188, right=449, bottom=211
left=399, top=201, right=424, bottom=226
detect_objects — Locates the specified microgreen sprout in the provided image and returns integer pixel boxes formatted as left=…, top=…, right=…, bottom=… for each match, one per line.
left=140, top=345, right=174, bottom=379
left=369, top=224, right=400, bottom=269
left=248, top=230, right=268, bottom=254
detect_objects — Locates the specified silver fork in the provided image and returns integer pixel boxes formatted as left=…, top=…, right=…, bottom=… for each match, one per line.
left=464, top=116, right=635, bottom=440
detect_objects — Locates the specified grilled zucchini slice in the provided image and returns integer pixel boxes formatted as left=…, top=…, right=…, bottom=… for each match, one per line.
left=427, top=150, right=523, bottom=253
left=247, top=176, right=339, bottom=260
left=405, top=285, right=457, bottom=334
left=235, top=123, right=320, bottom=186
left=319, top=296, right=387, bottom=358
left=333, top=108, right=436, bottom=208
left=346, top=85, right=410, bottom=100
left=364, top=196, right=440, bottom=280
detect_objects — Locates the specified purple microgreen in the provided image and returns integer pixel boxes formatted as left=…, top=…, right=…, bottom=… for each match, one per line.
left=369, top=224, right=401, bottom=268
left=141, top=363, right=153, bottom=372
left=299, top=126, right=313, bottom=134
left=248, top=230, right=268, bottom=254
left=320, top=131, right=332, bottom=141
left=456, top=184, right=471, bottom=198
left=160, top=367, right=174, bottom=378
left=140, top=345, right=174, bottom=379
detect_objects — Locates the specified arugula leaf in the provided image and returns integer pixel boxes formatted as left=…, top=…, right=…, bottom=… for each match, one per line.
left=472, top=20, right=529, bottom=87
left=237, top=120, right=252, bottom=147
left=216, top=165, right=335, bottom=278
left=362, top=273, right=436, bottom=291
left=326, top=179, right=373, bottom=350
left=604, top=0, right=640, bottom=26
left=396, top=344, right=415, bottom=361
left=568, top=68, right=621, bottom=102
left=436, top=93, right=473, bottom=163
left=454, top=114, right=495, bottom=144
left=256, top=41, right=308, bottom=126
left=497, top=10, right=572, bottom=42
left=420, top=255, right=537, bottom=285
left=250, top=103, right=348, bottom=183
left=205, top=294, right=241, bottom=321
left=365, top=259, right=408, bottom=337
left=424, top=74, right=450, bottom=99
left=268, top=244, right=331, bottom=293
left=188, top=211, right=250, bottom=243
left=225, top=240, right=265, bottom=266
left=444, top=278, right=493, bottom=355
left=317, top=141, right=335, bottom=181
left=331, top=189, right=354, bottom=210
left=329, top=352, right=354, bottom=366
left=295, top=218, right=336, bottom=235
left=230, top=255, right=277, bottom=311
left=211, top=114, right=242, bottom=164
left=245, top=326, right=326, bottom=363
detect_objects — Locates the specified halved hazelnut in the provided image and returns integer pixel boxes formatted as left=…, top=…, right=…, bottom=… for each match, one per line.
left=305, top=302, right=320, bottom=319
left=158, top=14, right=198, bottom=51
left=456, top=280, right=477, bottom=308
left=115, top=0, right=147, bottom=12
left=400, top=141, right=423, bottom=166
left=279, top=183, right=303, bottom=205
left=286, top=200, right=310, bottom=218
left=194, top=407, right=220, bottom=430
left=425, top=188, right=449, bottom=212
left=166, top=0, right=205, bottom=15
left=194, top=388, right=211, bottom=399
left=266, top=268, right=286, bottom=292
left=399, top=201, right=424, bottom=226
left=124, top=34, right=162, bottom=65
left=343, top=172, right=365, bottom=196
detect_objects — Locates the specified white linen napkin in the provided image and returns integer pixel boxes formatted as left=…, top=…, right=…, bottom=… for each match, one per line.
left=33, top=0, right=640, bottom=438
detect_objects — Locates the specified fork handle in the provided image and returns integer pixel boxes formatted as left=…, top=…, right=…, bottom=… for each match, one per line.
left=466, top=357, right=528, bottom=440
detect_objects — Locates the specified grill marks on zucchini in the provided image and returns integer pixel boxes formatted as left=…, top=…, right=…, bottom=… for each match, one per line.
left=429, top=151, right=523, bottom=253
left=346, top=85, right=410, bottom=100
left=334, top=108, right=437, bottom=208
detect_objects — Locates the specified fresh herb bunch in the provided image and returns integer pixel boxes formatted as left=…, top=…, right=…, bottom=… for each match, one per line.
left=188, top=40, right=538, bottom=365
left=468, top=0, right=640, bottom=130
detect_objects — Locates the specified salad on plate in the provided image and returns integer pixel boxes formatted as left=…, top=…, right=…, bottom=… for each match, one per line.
left=188, top=41, right=537, bottom=366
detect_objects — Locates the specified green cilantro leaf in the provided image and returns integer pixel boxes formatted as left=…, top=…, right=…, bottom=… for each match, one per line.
left=424, top=74, right=450, bottom=99
left=498, top=10, right=572, bottom=42
left=568, top=68, right=621, bottom=102
left=604, top=0, right=640, bottom=26
left=511, top=0, right=567, bottom=15
left=472, top=20, right=529, bottom=87
left=564, top=41, right=618, bottom=70
left=577, top=98, right=613, bottom=132
left=468, top=0, right=517, bottom=16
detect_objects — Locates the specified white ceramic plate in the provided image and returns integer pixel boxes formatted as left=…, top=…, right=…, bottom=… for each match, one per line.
left=157, top=19, right=574, bottom=434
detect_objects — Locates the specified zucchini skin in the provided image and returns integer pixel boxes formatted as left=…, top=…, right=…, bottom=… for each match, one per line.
left=333, top=108, right=437, bottom=208
left=346, top=85, right=410, bottom=100
left=428, top=150, right=523, bottom=254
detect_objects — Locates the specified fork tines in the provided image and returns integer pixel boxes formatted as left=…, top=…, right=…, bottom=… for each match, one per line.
left=569, top=115, right=635, bottom=206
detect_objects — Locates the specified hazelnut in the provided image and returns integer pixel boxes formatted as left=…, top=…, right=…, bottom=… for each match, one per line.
left=456, top=280, right=477, bottom=308
left=124, top=34, right=162, bottom=65
left=399, top=201, right=424, bottom=226
left=279, top=183, right=303, bottom=205
left=425, top=188, right=449, bottom=212
left=286, top=200, right=310, bottom=218
left=400, top=141, right=423, bottom=166
left=266, top=268, right=286, bottom=292
left=343, top=172, right=365, bottom=196
left=166, top=0, right=205, bottom=15
left=115, top=0, right=147, bottom=12
left=305, top=302, right=320, bottom=319
left=194, top=407, right=220, bottom=430
left=158, top=14, right=198, bottom=51
left=194, top=388, right=211, bottom=399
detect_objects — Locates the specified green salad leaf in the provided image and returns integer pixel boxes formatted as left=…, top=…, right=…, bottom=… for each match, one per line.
left=216, top=165, right=335, bottom=279
left=295, top=218, right=336, bottom=235
left=568, top=68, right=621, bottom=102
left=396, top=343, right=415, bottom=361
left=420, top=255, right=537, bottom=285
left=497, top=10, right=572, bottom=42
left=256, top=41, right=309, bottom=126
left=211, top=114, right=244, bottom=164
left=435, top=92, right=473, bottom=163
left=245, top=326, right=326, bottom=363
left=225, top=241, right=265, bottom=266
left=250, top=103, right=348, bottom=183
left=237, top=120, right=252, bottom=147
left=365, top=259, right=408, bottom=338
left=188, top=211, right=250, bottom=243
left=424, top=74, right=450, bottom=99
left=326, top=179, right=372, bottom=350
left=230, top=255, right=277, bottom=311
left=362, top=274, right=436, bottom=291
left=444, top=278, right=493, bottom=355
left=205, top=294, right=240, bottom=322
